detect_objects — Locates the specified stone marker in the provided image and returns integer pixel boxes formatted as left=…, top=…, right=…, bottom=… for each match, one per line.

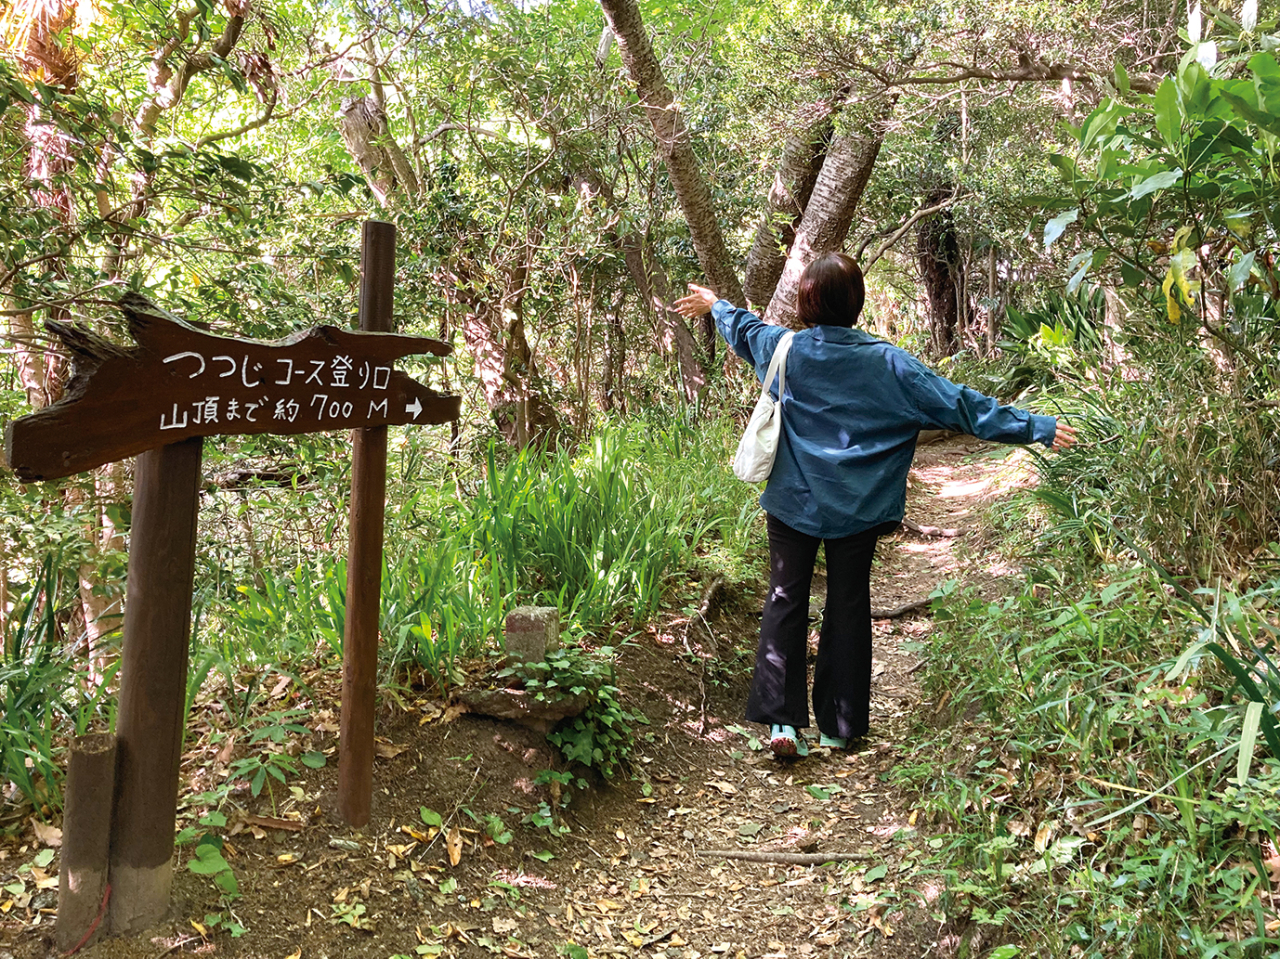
left=504, top=606, right=559, bottom=663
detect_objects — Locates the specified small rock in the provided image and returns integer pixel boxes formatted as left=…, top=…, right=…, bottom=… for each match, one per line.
left=504, top=606, right=560, bottom=663
left=404, top=876, right=425, bottom=904
left=30, top=890, right=56, bottom=911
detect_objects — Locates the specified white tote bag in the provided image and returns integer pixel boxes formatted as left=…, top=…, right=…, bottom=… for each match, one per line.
left=732, top=331, right=795, bottom=482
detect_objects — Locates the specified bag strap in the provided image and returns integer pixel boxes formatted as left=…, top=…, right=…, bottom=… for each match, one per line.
left=762, top=331, right=795, bottom=401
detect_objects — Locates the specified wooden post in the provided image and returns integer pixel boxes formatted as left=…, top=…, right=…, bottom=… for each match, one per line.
left=108, top=437, right=203, bottom=934
left=338, top=221, right=395, bottom=827
left=57, top=733, right=116, bottom=952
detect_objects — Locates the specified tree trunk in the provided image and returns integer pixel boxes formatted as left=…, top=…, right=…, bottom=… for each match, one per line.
left=9, top=310, right=52, bottom=410
left=573, top=166, right=711, bottom=401
left=457, top=255, right=560, bottom=448
left=742, top=115, right=834, bottom=311
left=601, top=292, right=626, bottom=413
left=77, top=461, right=128, bottom=682
left=766, top=98, right=892, bottom=329
left=337, top=65, right=553, bottom=445
left=337, top=95, right=420, bottom=207
left=598, top=0, right=745, bottom=309
left=917, top=187, right=968, bottom=356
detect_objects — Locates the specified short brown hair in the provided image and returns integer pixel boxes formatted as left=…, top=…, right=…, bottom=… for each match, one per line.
left=796, top=253, right=865, bottom=328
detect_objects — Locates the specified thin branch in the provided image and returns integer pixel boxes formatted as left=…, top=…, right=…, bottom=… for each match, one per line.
left=417, top=121, right=508, bottom=145
left=694, top=849, right=872, bottom=864
left=0, top=249, right=70, bottom=292
left=864, top=57, right=1160, bottom=95
left=859, top=194, right=962, bottom=269
left=193, top=87, right=278, bottom=149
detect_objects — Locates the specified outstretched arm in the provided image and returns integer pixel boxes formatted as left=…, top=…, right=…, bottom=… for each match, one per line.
left=673, top=283, right=718, bottom=319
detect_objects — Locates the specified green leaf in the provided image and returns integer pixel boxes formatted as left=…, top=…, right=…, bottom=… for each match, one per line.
left=420, top=806, right=442, bottom=827
left=1115, top=61, right=1130, bottom=95
left=33, top=848, right=55, bottom=868
left=989, top=947, right=1021, bottom=959
left=1248, top=52, right=1279, bottom=81
left=1218, top=89, right=1280, bottom=137
left=300, top=751, right=327, bottom=769
left=806, top=784, right=831, bottom=800
left=1043, top=209, right=1078, bottom=250
left=189, top=844, right=232, bottom=875
left=1128, top=168, right=1183, bottom=199
left=530, top=850, right=555, bottom=862
left=1237, top=700, right=1264, bottom=784
left=864, top=863, right=888, bottom=882
left=1066, top=249, right=1097, bottom=293
left=563, top=945, right=590, bottom=959
left=1229, top=251, right=1256, bottom=291
left=1154, top=78, right=1182, bottom=147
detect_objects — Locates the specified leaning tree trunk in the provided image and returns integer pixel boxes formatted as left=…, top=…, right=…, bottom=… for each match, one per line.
left=766, top=97, right=893, bottom=329
left=336, top=62, right=555, bottom=446
left=620, top=235, right=707, bottom=402
left=741, top=114, right=835, bottom=312
left=573, top=167, right=711, bottom=401
left=917, top=187, right=968, bottom=356
left=598, top=0, right=745, bottom=316
left=457, top=254, right=560, bottom=448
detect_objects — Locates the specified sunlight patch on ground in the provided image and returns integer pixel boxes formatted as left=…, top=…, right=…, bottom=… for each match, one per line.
left=897, top=541, right=946, bottom=554
left=938, top=476, right=997, bottom=499
left=983, top=559, right=1022, bottom=578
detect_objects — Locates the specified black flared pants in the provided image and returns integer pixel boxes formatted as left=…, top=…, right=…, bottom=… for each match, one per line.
left=745, top=513, right=889, bottom=739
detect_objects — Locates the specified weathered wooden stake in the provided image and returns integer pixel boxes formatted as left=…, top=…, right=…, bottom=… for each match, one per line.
left=108, top=437, right=203, bottom=934
left=338, top=221, right=395, bottom=826
left=57, top=733, right=117, bottom=952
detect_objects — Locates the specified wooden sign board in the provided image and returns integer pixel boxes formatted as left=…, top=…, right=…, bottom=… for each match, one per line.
left=5, top=292, right=460, bottom=481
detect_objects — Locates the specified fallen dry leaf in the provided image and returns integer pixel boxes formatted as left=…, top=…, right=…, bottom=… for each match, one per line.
left=30, top=819, right=61, bottom=848
left=446, top=826, right=463, bottom=866
left=374, top=742, right=408, bottom=760
left=216, top=733, right=237, bottom=764
left=242, top=814, right=303, bottom=832
left=443, top=703, right=469, bottom=723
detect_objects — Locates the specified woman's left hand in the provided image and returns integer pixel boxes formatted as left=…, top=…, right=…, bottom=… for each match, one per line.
left=672, top=283, right=719, bottom=319
left=1052, top=422, right=1079, bottom=451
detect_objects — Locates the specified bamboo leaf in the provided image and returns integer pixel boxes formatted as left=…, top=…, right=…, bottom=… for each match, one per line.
left=1237, top=701, right=1263, bottom=784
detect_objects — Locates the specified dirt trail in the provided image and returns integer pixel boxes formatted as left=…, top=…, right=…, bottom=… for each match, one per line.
left=2, top=437, right=1030, bottom=959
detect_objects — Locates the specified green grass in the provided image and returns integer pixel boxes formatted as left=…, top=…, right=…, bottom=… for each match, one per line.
left=206, top=414, right=761, bottom=691
left=899, top=536, right=1280, bottom=957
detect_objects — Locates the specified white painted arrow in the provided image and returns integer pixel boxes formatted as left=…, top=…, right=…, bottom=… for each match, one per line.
left=405, top=397, right=422, bottom=419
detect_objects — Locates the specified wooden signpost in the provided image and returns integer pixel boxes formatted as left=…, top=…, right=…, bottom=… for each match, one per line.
left=5, top=221, right=459, bottom=942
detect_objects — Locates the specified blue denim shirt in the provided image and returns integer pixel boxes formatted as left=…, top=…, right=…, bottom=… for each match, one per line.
left=714, top=300, right=1058, bottom=539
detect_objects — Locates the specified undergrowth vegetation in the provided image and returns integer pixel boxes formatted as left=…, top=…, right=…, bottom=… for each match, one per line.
left=0, top=412, right=762, bottom=813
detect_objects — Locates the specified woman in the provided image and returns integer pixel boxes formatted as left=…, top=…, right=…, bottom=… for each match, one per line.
left=674, top=253, right=1077, bottom=757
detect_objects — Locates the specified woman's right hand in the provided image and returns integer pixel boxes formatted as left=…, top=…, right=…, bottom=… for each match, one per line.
left=672, top=283, right=719, bottom=319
